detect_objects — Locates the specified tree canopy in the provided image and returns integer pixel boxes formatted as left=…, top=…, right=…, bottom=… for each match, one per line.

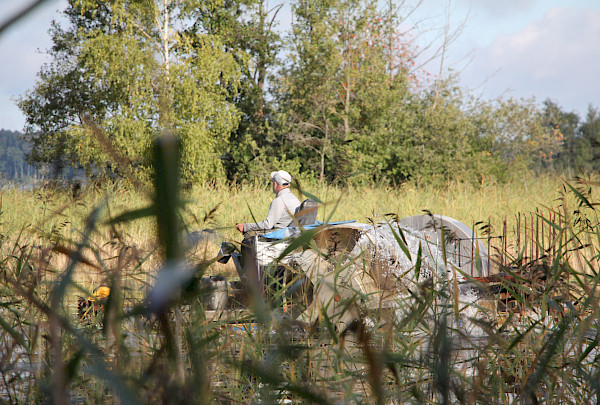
left=15, top=0, right=599, bottom=187
left=18, top=0, right=240, bottom=184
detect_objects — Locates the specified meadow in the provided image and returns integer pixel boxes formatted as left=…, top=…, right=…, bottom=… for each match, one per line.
left=1, top=173, right=600, bottom=404
left=0, top=174, right=571, bottom=248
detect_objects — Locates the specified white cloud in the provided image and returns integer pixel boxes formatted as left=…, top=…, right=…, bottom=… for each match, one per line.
left=463, top=7, right=600, bottom=115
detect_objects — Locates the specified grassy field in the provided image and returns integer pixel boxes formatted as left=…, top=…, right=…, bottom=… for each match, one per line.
left=2, top=173, right=600, bottom=403
left=0, top=174, right=586, bottom=285
left=0, top=174, right=573, bottom=245
left=0, top=175, right=572, bottom=283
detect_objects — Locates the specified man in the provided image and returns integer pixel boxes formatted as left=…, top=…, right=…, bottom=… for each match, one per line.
left=236, top=170, right=301, bottom=233
left=235, top=170, right=301, bottom=297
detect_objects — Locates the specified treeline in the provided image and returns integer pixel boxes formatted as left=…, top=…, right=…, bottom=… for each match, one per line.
left=0, top=129, right=38, bottom=180
left=15, top=0, right=599, bottom=187
left=537, top=101, right=600, bottom=175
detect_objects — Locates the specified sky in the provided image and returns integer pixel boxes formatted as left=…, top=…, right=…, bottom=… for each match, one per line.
left=417, top=0, right=600, bottom=116
left=1, top=0, right=599, bottom=131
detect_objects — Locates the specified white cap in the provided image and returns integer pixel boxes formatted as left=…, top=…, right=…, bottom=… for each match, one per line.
left=270, top=170, right=292, bottom=185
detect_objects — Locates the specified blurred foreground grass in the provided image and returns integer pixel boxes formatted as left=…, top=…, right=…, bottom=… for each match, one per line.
left=2, top=172, right=600, bottom=404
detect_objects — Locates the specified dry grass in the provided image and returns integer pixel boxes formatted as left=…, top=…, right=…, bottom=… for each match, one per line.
left=1, top=175, right=569, bottom=238
left=2, top=173, right=600, bottom=403
left=0, top=174, right=574, bottom=282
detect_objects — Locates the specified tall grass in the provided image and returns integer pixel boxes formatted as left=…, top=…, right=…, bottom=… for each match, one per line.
left=1, top=159, right=600, bottom=403
left=1, top=174, right=569, bottom=246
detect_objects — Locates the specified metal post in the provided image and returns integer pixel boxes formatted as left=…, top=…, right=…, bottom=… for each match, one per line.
left=503, top=217, right=507, bottom=268
left=530, top=213, right=534, bottom=262
left=471, top=222, right=475, bottom=276
left=488, top=216, right=492, bottom=275
left=536, top=208, right=540, bottom=262
left=516, top=213, right=520, bottom=264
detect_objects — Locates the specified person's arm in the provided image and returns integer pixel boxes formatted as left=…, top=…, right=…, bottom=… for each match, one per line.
left=243, top=199, right=284, bottom=232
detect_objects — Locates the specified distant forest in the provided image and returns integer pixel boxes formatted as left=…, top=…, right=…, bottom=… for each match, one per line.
left=0, top=129, right=39, bottom=181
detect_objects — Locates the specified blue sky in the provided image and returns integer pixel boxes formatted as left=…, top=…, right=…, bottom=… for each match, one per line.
left=1, top=0, right=599, bottom=131
left=429, top=0, right=600, bottom=116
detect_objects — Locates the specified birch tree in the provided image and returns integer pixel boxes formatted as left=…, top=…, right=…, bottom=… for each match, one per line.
left=17, top=0, right=240, bottom=183
left=189, top=0, right=284, bottom=180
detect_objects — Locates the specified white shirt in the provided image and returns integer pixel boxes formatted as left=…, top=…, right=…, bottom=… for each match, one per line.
left=243, top=188, right=301, bottom=232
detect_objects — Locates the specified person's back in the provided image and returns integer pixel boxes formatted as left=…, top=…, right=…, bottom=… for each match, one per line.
left=236, top=170, right=301, bottom=233
left=242, top=187, right=300, bottom=232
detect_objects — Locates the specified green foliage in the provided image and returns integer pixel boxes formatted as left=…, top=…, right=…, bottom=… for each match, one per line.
left=461, top=96, right=568, bottom=185
left=184, top=0, right=284, bottom=182
left=377, top=84, right=475, bottom=185
left=544, top=101, right=600, bottom=175
left=14, top=0, right=600, bottom=188
left=278, top=1, right=555, bottom=186
left=279, top=0, right=413, bottom=183
left=17, top=0, right=240, bottom=184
